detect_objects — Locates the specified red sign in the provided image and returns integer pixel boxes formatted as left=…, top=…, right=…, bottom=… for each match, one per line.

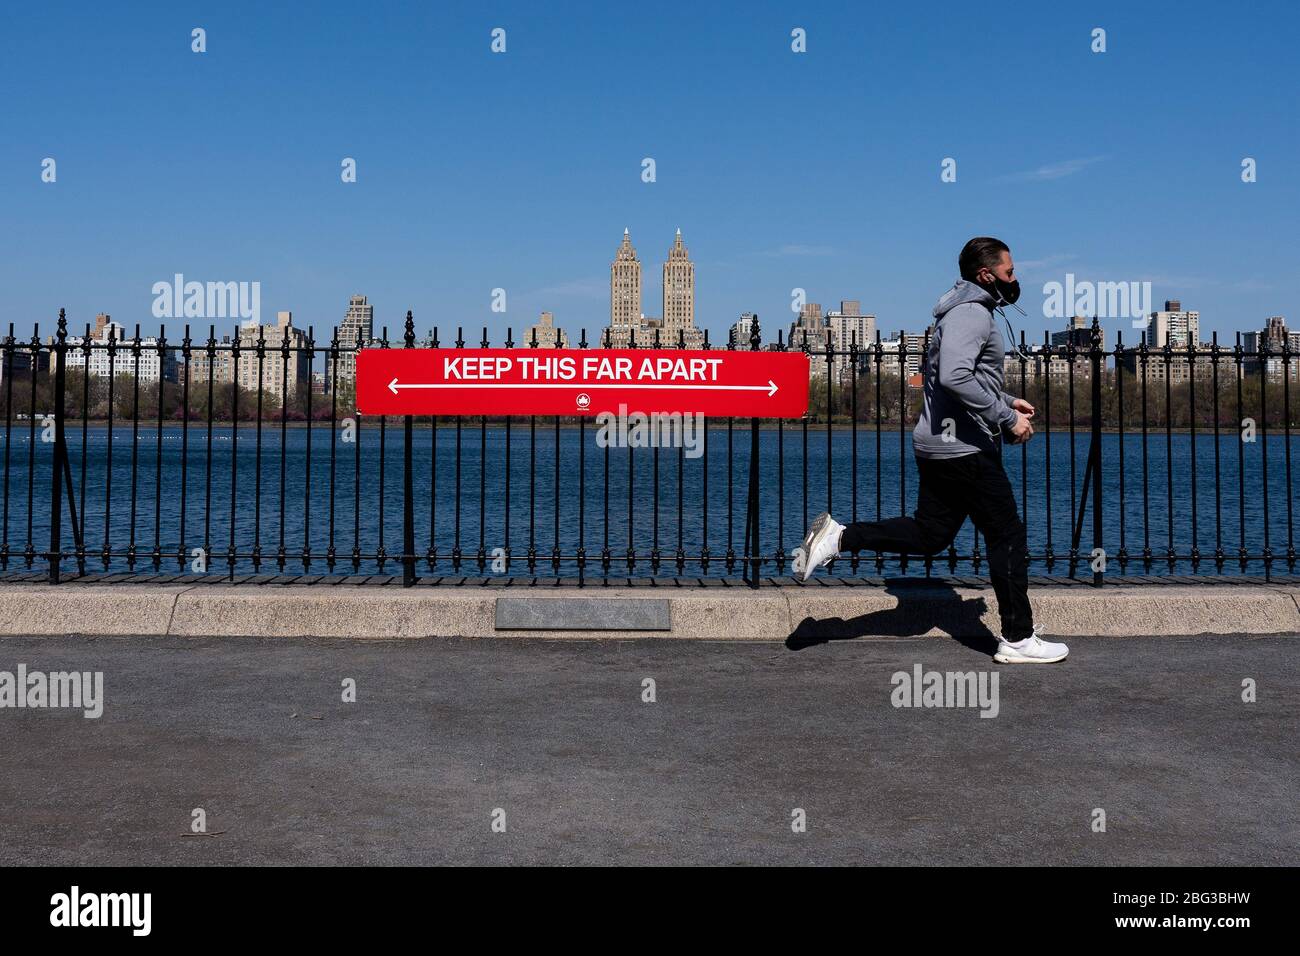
left=356, top=348, right=810, bottom=417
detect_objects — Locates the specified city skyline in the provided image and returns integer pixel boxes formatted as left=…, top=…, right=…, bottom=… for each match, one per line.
left=6, top=237, right=1295, bottom=351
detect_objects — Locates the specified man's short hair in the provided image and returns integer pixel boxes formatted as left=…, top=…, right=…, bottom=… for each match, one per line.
left=959, top=237, right=1010, bottom=281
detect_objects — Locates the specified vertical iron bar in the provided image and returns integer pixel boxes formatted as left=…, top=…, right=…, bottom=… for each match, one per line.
left=303, top=326, right=314, bottom=572
left=1212, top=332, right=1223, bottom=572
left=1140, top=340, right=1151, bottom=571
left=428, top=326, right=439, bottom=571
left=152, top=326, right=166, bottom=571
left=874, top=331, right=882, bottom=574
left=127, top=325, right=142, bottom=571
left=1163, top=343, right=1174, bottom=570
left=327, top=327, right=339, bottom=572
left=48, top=312, right=67, bottom=583
left=1259, top=336, right=1272, bottom=579
left=1090, top=317, right=1103, bottom=586
left=1116, top=333, right=1128, bottom=573
left=203, top=327, right=215, bottom=574
left=277, top=322, right=289, bottom=571
left=179, top=326, right=191, bottom=571
left=1187, top=337, right=1199, bottom=570
left=700, top=328, right=710, bottom=575
left=228, top=326, right=240, bottom=578
left=1235, top=334, right=1245, bottom=571
left=403, top=312, right=416, bottom=586
left=104, top=326, right=116, bottom=571
left=578, top=328, right=587, bottom=583
left=2, top=325, right=13, bottom=570
left=479, top=327, right=488, bottom=574
left=253, top=325, right=264, bottom=572
left=376, top=328, right=388, bottom=573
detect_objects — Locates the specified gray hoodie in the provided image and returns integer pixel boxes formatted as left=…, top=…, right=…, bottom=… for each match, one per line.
left=912, top=279, right=1019, bottom=460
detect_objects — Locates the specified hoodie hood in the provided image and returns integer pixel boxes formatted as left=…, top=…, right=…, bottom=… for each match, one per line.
left=933, top=278, right=997, bottom=320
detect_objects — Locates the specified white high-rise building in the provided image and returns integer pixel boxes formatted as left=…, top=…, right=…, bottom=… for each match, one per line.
left=60, top=322, right=177, bottom=383
left=334, top=294, right=373, bottom=386
left=1144, top=299, right=1200, bottom=350
left=731, top=313, right=759, bottom=348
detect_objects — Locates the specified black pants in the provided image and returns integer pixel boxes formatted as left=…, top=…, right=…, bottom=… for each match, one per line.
left=839, top=449, right=1034, bottom=641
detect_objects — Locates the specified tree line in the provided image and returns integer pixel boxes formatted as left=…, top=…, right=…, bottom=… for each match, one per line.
left=0, top=366, right=1295, bottom=430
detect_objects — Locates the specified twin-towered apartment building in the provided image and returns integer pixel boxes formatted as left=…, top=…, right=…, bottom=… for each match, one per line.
left=602, top=228, right=705, bottom=348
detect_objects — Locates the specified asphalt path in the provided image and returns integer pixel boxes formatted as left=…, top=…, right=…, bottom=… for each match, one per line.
left=1, top=634, right=1294, bottom=865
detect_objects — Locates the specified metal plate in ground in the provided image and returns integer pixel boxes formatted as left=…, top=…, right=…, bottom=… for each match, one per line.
left=494, top=597, right=671, bottom=631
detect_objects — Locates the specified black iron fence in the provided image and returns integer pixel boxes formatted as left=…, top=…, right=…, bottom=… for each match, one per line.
left=2, top=310, right=1296, bottom=586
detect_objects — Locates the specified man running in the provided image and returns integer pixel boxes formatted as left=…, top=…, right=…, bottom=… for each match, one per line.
left=796, top=237, right=1068, bottom=664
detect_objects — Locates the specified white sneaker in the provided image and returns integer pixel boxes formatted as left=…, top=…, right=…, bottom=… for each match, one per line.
left=796, top=512, right=845, bottom=582
left=994, top=626, right=1069, bottom=664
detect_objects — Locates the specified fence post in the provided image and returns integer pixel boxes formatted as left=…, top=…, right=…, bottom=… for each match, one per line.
left=1090, top=315, right=1104, bottom=586
left=402, top=310, right=416, bottom=587
left=48, top=309, right=67, bottom=584
left=744, top=313, right=761, bottom=588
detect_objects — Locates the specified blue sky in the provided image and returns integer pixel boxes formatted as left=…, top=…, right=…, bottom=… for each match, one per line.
left=2, top=0, right=1297, bottom=344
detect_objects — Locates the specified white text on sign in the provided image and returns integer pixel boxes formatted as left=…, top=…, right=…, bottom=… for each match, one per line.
left=442, top=356, right=725, bottom=382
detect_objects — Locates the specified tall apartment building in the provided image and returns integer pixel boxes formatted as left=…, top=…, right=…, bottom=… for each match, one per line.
left=188, top=333, right=236, bottom=386
left=523, top=311, right=569, bottom=348
left=609, top=229, right=642, bottom=341
left=787, top=300, right=878, bottom=382
left=874, top=329, right=929, bottom=382
left=1244, top=316, right=1299, bottom=380
left=1144, top=300, right=1200, bottom=350
left=661, top=229, right=703, bottom=346
left=826, top=300, right=876, bottom=354
left=1121, top=301, right=1202, bottom=383
left=730, top=313, right=759, bottom=348
left=1051, top=315, right=1090, bottom=349
left=0, top=346, right=49, bottom=384
left=788, top=303, right=827, bottom=352
left=334, top=294, right=374, bottom=385
left=235, top=311, right=311, bottom=400
left=605, top=229, right=703, bottom=347
left=1041, top=315, right=1106, bottom=379
left=1005, top=344, right=1101, bottom=381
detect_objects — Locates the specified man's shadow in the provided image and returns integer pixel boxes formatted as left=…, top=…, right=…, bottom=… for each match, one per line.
left=786, top=579, right=998, bottom=656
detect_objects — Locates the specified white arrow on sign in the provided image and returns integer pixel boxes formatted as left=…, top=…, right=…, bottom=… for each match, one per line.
left=388, top=378, right=779, bottom=396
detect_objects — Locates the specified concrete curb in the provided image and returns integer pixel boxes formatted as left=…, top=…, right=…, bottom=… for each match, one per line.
left=0, top=582, right=1295, bottom=640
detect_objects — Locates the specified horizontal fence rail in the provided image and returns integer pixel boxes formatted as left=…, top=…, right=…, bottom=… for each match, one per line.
left=1, top=311, right=1296, bottom=586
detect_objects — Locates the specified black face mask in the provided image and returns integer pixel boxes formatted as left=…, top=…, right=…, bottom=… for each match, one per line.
left=985, top=276, right=1020, bottom=306
left=976, top=273, right=1031, bottom=357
